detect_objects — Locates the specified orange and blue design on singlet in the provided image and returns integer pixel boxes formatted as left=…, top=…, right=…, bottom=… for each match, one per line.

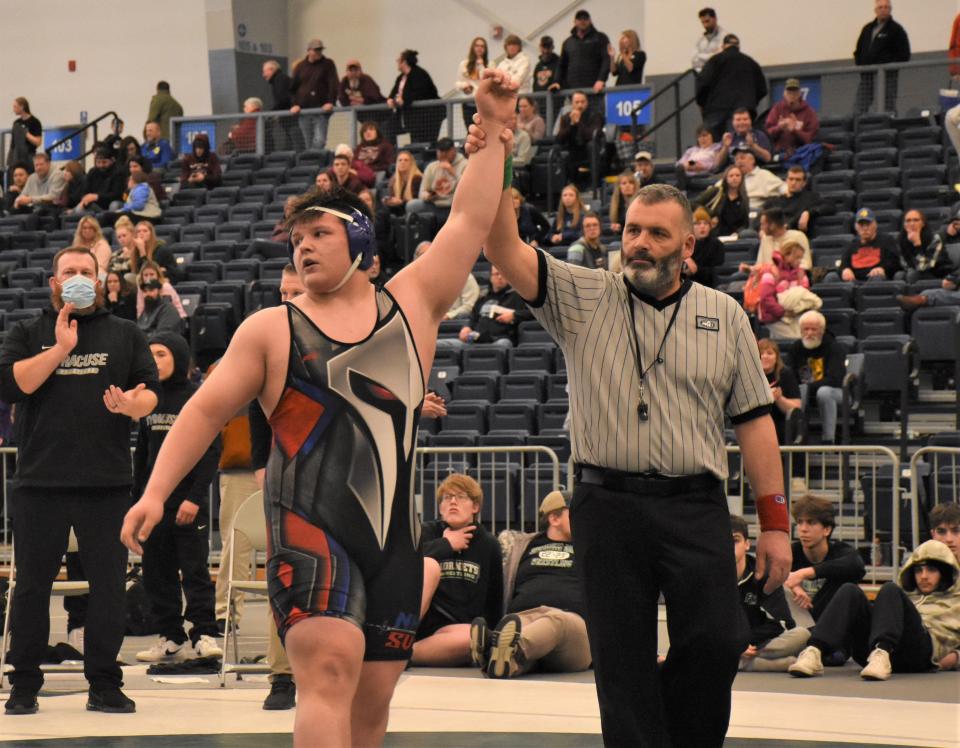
left=264, top=290, right=425, bottom=659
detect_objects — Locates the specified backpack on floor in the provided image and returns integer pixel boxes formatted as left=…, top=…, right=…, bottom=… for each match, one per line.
left=125, top=567, right=158, bottom=636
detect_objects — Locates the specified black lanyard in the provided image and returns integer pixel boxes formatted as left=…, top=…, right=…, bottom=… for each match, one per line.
left=627, top=292, right=683, bottom=422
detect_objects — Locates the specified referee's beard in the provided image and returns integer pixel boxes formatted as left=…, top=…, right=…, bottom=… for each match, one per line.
left=623, top=245, right=684, bottom=299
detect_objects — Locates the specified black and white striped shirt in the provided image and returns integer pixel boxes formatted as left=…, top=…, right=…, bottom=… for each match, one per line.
left=528, top=251, right=772, bottom=479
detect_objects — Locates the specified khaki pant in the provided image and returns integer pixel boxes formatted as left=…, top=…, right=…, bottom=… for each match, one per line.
left=516, top=606, right=591, bottom=674
left=214, top=471, right=260, bottom=621
left=267, top=611, right=291, bottom=679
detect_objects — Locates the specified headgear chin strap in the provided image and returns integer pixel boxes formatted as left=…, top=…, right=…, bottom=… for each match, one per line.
left=327, top=252, right=363, bottom=292
left=288, top=204, right=376, bottom=292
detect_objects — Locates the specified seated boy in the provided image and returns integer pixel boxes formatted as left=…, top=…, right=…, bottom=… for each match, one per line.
left=789, top=539, right=960, bottom=679
left=930, top=502, right=960, bottom=564
left=731, top=515, right=796, bottom=671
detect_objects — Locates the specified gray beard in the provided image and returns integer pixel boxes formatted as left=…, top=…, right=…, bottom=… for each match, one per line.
left=624, top=248, right=684, bottom=297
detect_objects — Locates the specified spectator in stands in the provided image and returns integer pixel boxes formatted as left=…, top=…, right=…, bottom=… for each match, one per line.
left=128, top=156, right=167, bottom=205
left=315, top=171, right=334, bottom=192
left=789, top=538, right=959, bottom=679
left=516, top=96, right=546, bottom=142
left=691, top=7, right=728, bottom=73
left=133, top=332, right=222, bottom=665
left=119, top=136, right=141, bottom=167
left=567, top=213, right=613, bottom=269
left=290, top=38, right=338, bottom=150
left=758, top=339, right=802, bottom=445
left=693, top=163, right=750, bottom=236
left=75, top=147, right=124, bottom=214
left=548, top=184, right=585, bottom=246
left=675, top=125, right=722, bottom=184
left=556, top=90, right=603, bottom=184
left=696, top=34, right=767, bottom=140
left=765, top=80, right=819, bottom=159
left=387, top=49, right=441, bottom=143
left=179, top=134, right=221, bottom=190
left=137, top=277, right=182, bottom=337
left=786, top=494, right=866, bottom=621
left=930, top=503, right=960, bottom=564
left=140, top=122, right=174, bottom=169
left=244, top=198, right=293, bottom=260
left=73, top=216, right=112, bottom=280
left=104, top=270, right=136, bottom=321
left=222, top=98, right=261, bottom=155
left=356, top=121, right=395, bottom=173
left=262, top=60, right=301, bottom=152
left=413, top=474, right=503, bottom=666
left=7, top=97, right=42, bottom=176
left=458, top=265, right=530, bottom=347
left=3, top=165, right=30, bottom=214
left=741, top=207, right=812, bottom=272
left=333, top=144, right=375, bottom=188
left=337, top=59, right=386, bottom=107
left=716, top=109, right=772, bottom=166
left=109, top=217, right=138, bottom=279
left=14, top=152, right=65, bottom=216
left=147, top=81, right=184, bottom=142
left=609, top=171, right=639, bottom=233
left=134, top=223, right=182, bottom=290
left=57, top=160, right=86, bottom=213
left=766, top=167, right=832, bottom=234
left=506, top=113, right=534, bottom=168
left=789, top=313, right=847, bottom=445
left=407, top=138, right=467, bottom=225
left=733, top=147, right=784, bottom=214
left=898, top=268, right=960, bottom=310
left=633, top=151, right=658, bottom=188
left=896, top=208, right=954, bottom=283
left=613, top=29, right=645, bottom=87
left=380, top=150, right=423, bottom=237
left=470, top=491, right=591, bottom=679
left=945, top=104, right=960, bottom=161
left=413, top=241, right=479, bottom=319
left=119, top=172, right=162, bottom=224
left=456, top=37, right=488, bottom=130
left=498, top=35, right=532, bottom=93
left=511, top=188, right=551, bottom=247
left=685, top=206, right=725, bottom=288
left=756, top=242, right=814, bottom=339
left=558, top=10, right=611, bottom=94
left=838, top=208, right=901, bottom=282
left=731, top=514, right=796, bottom=671
left=853, top=0, right=911, bottom=114
left=533, top=36, right=561, bottom=92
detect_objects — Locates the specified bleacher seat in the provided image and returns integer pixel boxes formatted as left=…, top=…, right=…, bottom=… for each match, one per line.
left=508, top=345, right=553, bottom=373
left=0, top=288, right=25, bottom=312
left=812, top=212, right=853, bottom=237
left=228, top=203, right=263, bottom=223
left=221, top=169, right=252, bottom=188
left=274, top=183, right=311, bottom=201
left=228, top=154, right=262, bottom=171
left=194, top=205, right=228, bottom=224
left=23, top=288, right=51, bottom=310
left=441, top=403, right=487, bottom=434
left=499, top=372, right=546, bottom=403
left=3, top=308, right=42, bottom=329
left=185, top=260, right=223, bottom=284
left=901, top=165, right=947, bottom=190
left=899, top=145, right=943, bottom=170
left=857, top=307, right=905, bottom=338
left=214, top=223, right=250, bottom=242
left=813, top=171, right=854, bottom=192
left=433, top=347, right=460, bottom=369
left=822, top=308, right=856, bottom=337
left=904, top=186, right=954, bottom=210
left=854, top=148, right=897, bottom=171
left=873, top=209, right=902, bottom=234
left=171, top=188, right=207, bottom=207
left=181, top=223, right=216, bottom=243
left=250, top=220, right=278, bottom=240
left=819, top=190, right=856, bottom=213
left=814, top=284, right=854, bottom=309
left=296, top=150, right=331, bottom=168
left=856, top=188, right=901, bottom=210
left=536, top=402, right=568, bottom=432
left=8, top=268, right=44, bottom=289
left=44, top=230, right=73, bottom=249
left=207, top=186, right=240, bottom=206
left=154, top=224, right=181, bottom=244
left=199, top=241, right=237, bottom=263
left=244, top=280, right=281, bottom=315
left=175, top=280, right=209, bottom=301
left=855, top=129, right=896, bottom=151
left=239, top=185, right=274, bottom=204
left=259, top=257, right=288, bottom=280
left=286, top=165, right=318, bottom=183
left=11, top=232, right=45, bottom=251
left=463, top=345, right=508, bottom=373
left=855, top=112, right=894, bottom=132
left=823, top=149, right=853, bottom=171
left=911, top=306, right=960, bottom=363
left=489, top=403, right=535, bottom=433
left=898, top=126, right=941, bottom=149
left=26, top=249, right=57, bottom=269
left=253, top=167, right=287, bottom=186
left=855, top=281, right=905, bottom=310
left=860, top=335, right=914, bottom=393
left=517, top=320, right=553, bottom=345
left=207, top=281, right=245, bottom=321
left=855, top=168, right=899, bottom=192
left=452, top=373, right=498, bottom=403
left=263, top=151, right=296, bottom=168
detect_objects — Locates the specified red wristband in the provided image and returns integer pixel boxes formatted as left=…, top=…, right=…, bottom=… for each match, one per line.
left=757, top=493, right=789, bottom=533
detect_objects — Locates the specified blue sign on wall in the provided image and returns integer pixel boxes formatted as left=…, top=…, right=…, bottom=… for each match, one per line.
left=605, top=88, right=653, bottom=127
left=771, top=78, right=822, bottom=113
left=43, top=127, right=83, bottom=161
left=179, top=121, right=217, bottom=154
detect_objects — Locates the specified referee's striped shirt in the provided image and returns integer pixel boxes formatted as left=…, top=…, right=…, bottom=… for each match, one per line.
left=527, top=251, right=772, bottom=479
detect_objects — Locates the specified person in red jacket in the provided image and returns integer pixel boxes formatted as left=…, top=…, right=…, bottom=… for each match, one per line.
left=290, top=38, right=338, bottom=150
left=765, top=79, right=819, bottom=158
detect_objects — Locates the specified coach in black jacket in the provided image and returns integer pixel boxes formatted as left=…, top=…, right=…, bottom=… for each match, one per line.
left=558, top=9, right=611, bottom=92
left=853, top=1, right=910, bottom=113
left=388, top=50, right=442, bottom=144
left=695, top=35, right=767, bottom=140
left=0, top=247, right=158, bottom=715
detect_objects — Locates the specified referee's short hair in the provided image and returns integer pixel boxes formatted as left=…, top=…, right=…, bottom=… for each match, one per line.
left=791, top=494, right=835, bottom=531
left=634, top=184, right=694, bottom=233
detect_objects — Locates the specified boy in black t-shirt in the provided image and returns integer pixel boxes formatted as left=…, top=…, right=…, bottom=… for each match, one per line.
left=413, top=474, right=503, bottom=666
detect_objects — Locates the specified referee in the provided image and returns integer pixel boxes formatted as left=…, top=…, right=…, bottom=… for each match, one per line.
left=471, top=136, right=791, bottom=745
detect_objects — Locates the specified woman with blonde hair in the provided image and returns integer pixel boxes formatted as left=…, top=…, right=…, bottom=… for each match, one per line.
left=385, top=150, right=423, bottom=208
left=549, top=184, right=585, bottom=246
left=136, top=260, right=187, bottom=319
left=109, top=216, right=139, bottom=280
left=609, top=171, right=639, bottom=233
left=134, top=220, right=180, bottom=283
left=613, top=30, right=646, bottom=85
left=73, top=215, right=112, bottom=281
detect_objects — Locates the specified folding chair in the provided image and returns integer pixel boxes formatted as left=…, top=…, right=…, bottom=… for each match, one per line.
left=220, top=490, right=270, bottom=685
left=1, top=530, right=88, bottom=686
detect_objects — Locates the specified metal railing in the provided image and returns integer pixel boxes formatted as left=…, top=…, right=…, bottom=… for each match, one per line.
left=909, top=446, right=960, bottom=528
left=44, top=111, right=121, bottom=162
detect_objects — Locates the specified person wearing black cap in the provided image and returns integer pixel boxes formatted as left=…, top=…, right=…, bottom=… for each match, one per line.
left=134, top=332, right=223, bottom=664
left=839, top=207, right=901, bottom=282
left=558, top=10, right=611, bottom=93
left=764, top=79, right=820, bottom=158
left=533, top=36, right=561, bottom=92
left=405, top=137, right=466, bottom=226
left=695, top=33, right=767, bottom=141
left=137, top=277, right=183, bottom=336
left=76, top=147, right=125, bottom=213
left=290, top=38, right=339, bottom=150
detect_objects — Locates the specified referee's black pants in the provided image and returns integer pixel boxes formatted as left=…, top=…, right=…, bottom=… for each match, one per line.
left=570, top=480, right=746, bottom=748
left=141, top=505, right=218, bottom=645
left=8, top=486, right=129, bottom=692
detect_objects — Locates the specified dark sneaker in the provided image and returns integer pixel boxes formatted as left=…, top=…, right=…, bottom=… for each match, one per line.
left=4, top=687, right=39, bottom=715
left=216, top=619, right=238, bottom=636
left=262, top=675, right=296, bottom=710
left=469, top=617, right=490, bottom=669
left=86, top=687, right=136, bottom=713
left=486, top=614, right=523, bottom=679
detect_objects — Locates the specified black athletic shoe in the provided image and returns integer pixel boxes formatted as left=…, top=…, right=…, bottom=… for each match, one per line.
left=86, top=687, right=136, bottom=713
left=4, top=687, right=39, bottom=715
left=486, top=614, right=523, bottom=679
left=216, top=619, right=238, bottom=636
left=262, top=675, right=296, bottom=710
left=469, top=617, right=490, bottom=669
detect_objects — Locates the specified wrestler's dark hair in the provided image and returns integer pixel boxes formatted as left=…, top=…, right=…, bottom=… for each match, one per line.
left=929, top=502, right=960, bottom=529
left=730, top=514, right=749, bottom=540
left=283, top=185, right=372, bottom=233
left=791, top=494, right=835, bottom=532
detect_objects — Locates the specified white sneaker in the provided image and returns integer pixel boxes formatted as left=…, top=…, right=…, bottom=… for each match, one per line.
left=194, top=635, right=223, bottom=659
left=860, top=647, right=892, bottom=681
left=788, top=646, right=824, bottom=677
left=67, top=627, right=84, bottom=655
left=136, top=637, right=190, bottom=663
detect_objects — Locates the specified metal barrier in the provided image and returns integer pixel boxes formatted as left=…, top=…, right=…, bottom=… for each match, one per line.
left=909, top=446, right=960, bottom=535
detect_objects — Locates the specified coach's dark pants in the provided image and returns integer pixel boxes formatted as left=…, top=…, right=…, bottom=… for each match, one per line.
left=571, top=474, right=745, bottom=748
left=141, top=506, right=218, bottom=645
left=8, top=487, right=129, bottom=692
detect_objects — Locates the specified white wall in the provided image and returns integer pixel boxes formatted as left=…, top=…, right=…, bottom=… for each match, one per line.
left=0, top=0, right=212, bottom=140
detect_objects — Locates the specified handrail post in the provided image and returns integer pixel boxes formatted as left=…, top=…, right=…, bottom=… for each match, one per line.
left=255, top=117, right=264, bottom=156
left=673, top=80, right=682, bottom=158
left=877, top=68, right=886, bottom=114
